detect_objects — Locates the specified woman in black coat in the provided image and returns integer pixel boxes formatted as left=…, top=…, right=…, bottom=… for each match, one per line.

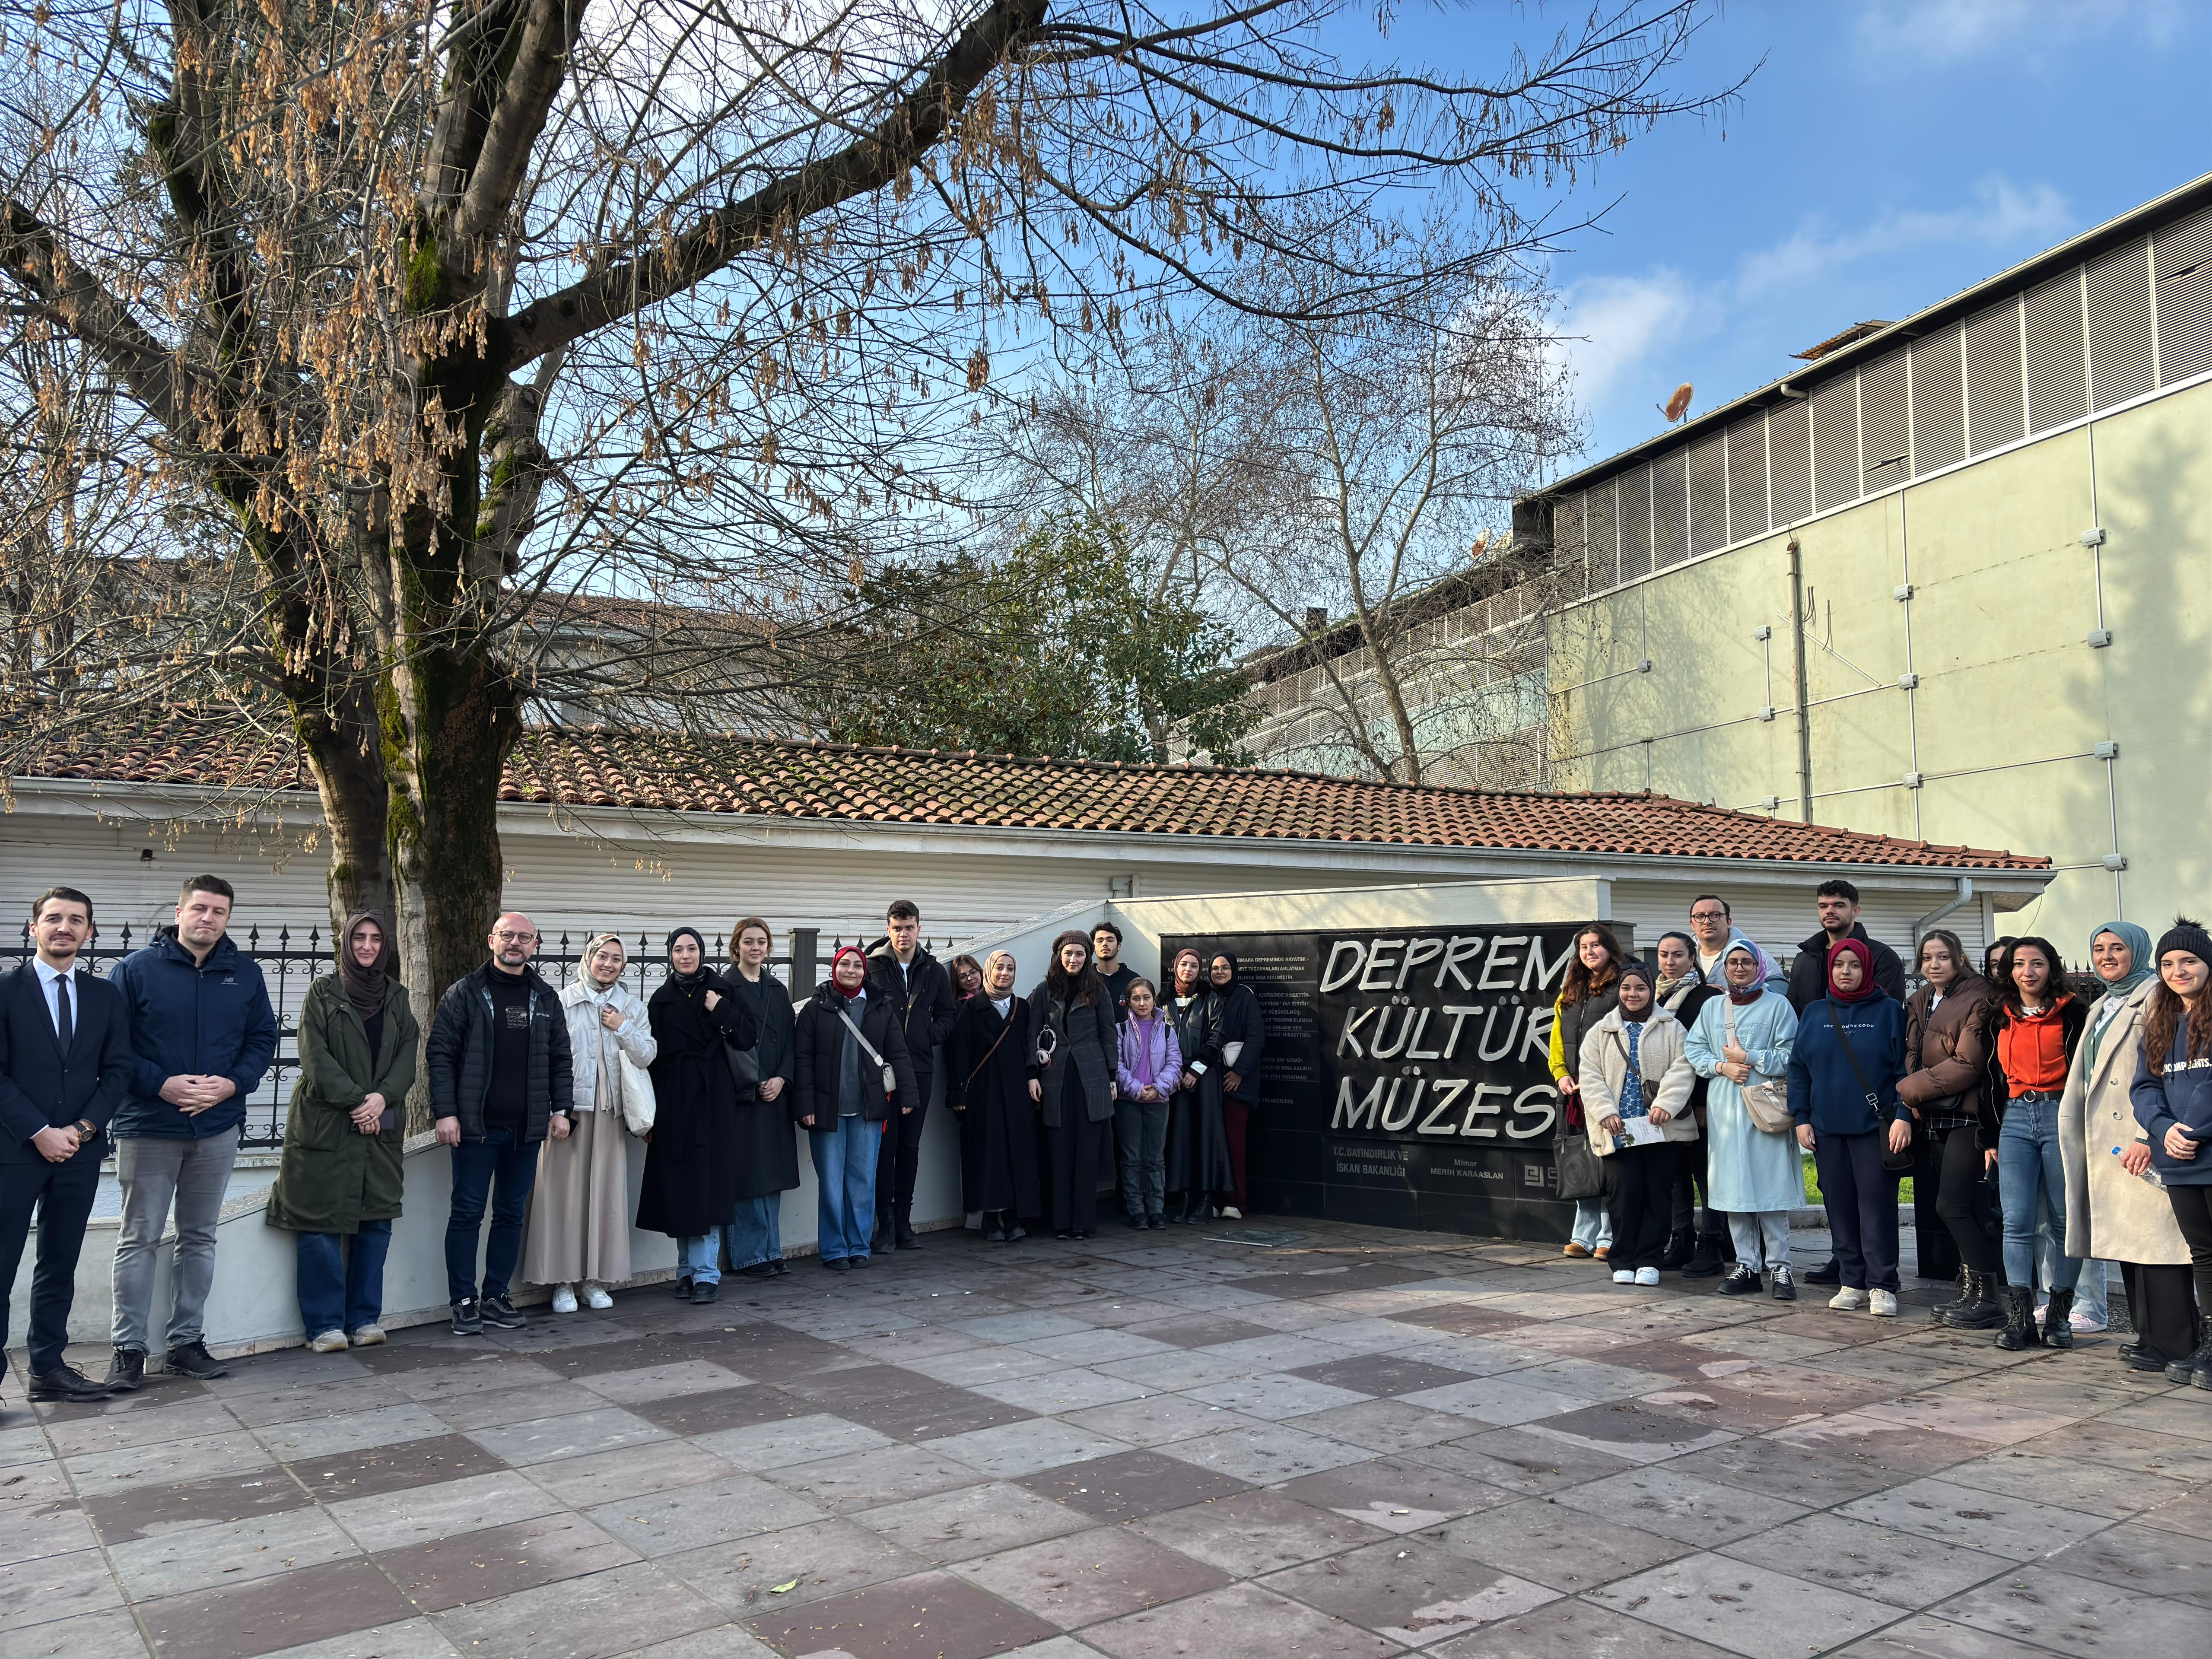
left=1026, top=930, right=1119, bottom=1238
left=791, top=945, right=919, bottom=1268
left=1208, top=951, right=1268, bottom=1220
left=724, top=918, right=799, bottom=1279
left=946, top=948, right=1042, bottom=1241
left=639, top=927, right=760, bottom=1305
left=1655, top=931, right=1727, bottom=1272
left=1163, top=948, right=1230, bottom=1224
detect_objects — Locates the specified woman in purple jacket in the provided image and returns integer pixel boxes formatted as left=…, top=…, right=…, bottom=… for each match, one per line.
left=1115, top=979, right=1183, bottom=1230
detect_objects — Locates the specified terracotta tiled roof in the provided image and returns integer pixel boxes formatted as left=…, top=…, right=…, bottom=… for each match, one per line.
left=5, top=712, right=2050, bottom=871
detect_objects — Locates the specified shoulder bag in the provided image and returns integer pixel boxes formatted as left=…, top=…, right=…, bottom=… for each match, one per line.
left=836, top=1004, right=899, bottom=1093
left=1726, top=1001, right=1795, bottom=1134
left=1824, top=1004, right=1913, bottom=1171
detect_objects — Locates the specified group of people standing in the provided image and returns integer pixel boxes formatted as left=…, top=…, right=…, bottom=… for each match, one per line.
left=1548, top=880, right=2212, bottom=1387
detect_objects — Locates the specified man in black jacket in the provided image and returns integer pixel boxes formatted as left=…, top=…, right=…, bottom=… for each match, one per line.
left=427, top=912, right=573, bottom=1334
left=1787, top=878, right=1906, bottom=1286
left=1093, top=923, right=1138, bottom=1025
left=0, top=888, right=136, bottom=1403
left=867, top=899, right=957, bottom=1249
left=1787, top=880, right=1907, bottom=1011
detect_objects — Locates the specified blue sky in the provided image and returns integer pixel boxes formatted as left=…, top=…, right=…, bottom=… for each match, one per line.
left=1379, top=0, right=2212, bottom=470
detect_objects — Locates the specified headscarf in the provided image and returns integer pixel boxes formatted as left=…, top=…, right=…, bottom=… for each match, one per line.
left=1723, top=940, right=1767, bottom=1006
left=1615, top=960, right=1655, bottom=1016
left=1654, top=931, right=1702, bottom=1002
left=1172, top=948, right=1204, bottom=996
left=665, top=926, right=709, bottom=985
left=1826, top=937, right=1881, bottom=1003
left=2089, top=921, right=2155, bottom=998
left=1209, top=951, right=1241, bottom=995
left=335, top=911, right=391, bottom=1017
left=580, top=932, right=628, bottom=996
left=1726, top=931, right=1784, bottom=989
left=828, top=944, right=868, bottom=1001
left=2084, top=919, right=2155, bottom=1074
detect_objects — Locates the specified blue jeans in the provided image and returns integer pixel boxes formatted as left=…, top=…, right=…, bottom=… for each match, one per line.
left=677, top=1233, right=721, bottom=1285
left=725, top=1195, right=782, bottom=1269
left=1572, top=1199, right=1613, bottom=1251
left=298, top=1220, right=391, bottom=1336
left=811, top=1116, right=880, bottom=1262
left=1114, top=1095, right=1170, bottom=1219
left=1999, top=1096, right=2081, bottom=1293
left=447, top=1128, right=539, bottom=1304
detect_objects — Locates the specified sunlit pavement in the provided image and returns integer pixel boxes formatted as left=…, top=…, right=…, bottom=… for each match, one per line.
left=4, top=1220, right=2206, bottom=1659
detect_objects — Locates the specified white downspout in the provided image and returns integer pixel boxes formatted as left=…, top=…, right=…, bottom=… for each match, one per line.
left=1913, top=876, right=1974, bottom=945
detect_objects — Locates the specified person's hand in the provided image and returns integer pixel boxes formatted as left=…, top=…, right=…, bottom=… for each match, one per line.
left=1179, top=1071, right=1198, bottom=1091
left=1223, top=1071, right=1241, bottom=1093
left=2166, top=1124, right=2201, bottom=1161
left=951, top=1101, right=965, bottom=1113
left=1599, top=1114, right=1623, bottom=1135
left=550, top=1112, right=572, bottom=1140
left=350, top=1096, right=383, bottom=1133
left=901, top=1104, right=912, bottom=1115
left=1796, top=1124, right=1816, bottom=1150
left=1142, top=1086, right=1160, bottom=1103
left=1558, top=1075, right=1580, bottom=1098
left=1887, top=1118, right=1913, bottom=1156
left=800, top=1114, right=816, bottom=1128
left=1648, top=1106, right=1672, bottom=1125
left=1029, top=1079, right=1043, bottom=1102
left=1718, top=1061, right=1750, bottom=1084
left=31, top=1124, right=78, bottom=1162
left=1984, top=1147, right=1998, bottom=1173
left=2121, top=1141, right=2154, bottom=1176
left=1110, top=1082, right=1119, bottom=1101
left=1723, top=1039, right=1749, bottom=1068
left=704, top=989, right=722, bottom=1011
left=434, top=1115, right=461, bottom=1147
left=600, top=1004, right=625, bottom=1031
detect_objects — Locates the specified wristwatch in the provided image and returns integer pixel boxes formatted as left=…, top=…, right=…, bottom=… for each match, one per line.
left=73, top=1119, right=98, bottom=1139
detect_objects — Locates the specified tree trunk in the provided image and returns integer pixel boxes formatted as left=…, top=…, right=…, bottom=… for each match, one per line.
left=296, top=686, right=398, bottom=938
left=384, top=639, right=521, bottom=1129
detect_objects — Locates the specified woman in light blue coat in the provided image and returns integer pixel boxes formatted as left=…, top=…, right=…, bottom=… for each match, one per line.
left=1687, top=940, right=1804, bottom=1300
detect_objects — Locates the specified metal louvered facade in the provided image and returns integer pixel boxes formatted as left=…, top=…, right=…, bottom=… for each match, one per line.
left=1542, top=186, right=2212, bottom=599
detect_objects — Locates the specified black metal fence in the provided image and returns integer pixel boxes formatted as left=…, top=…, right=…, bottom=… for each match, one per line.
left=7, top=921, right=961, bottom=1147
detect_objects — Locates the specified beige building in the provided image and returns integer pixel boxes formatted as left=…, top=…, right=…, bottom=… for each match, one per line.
left=1524, top=171, right=2212, bottom=955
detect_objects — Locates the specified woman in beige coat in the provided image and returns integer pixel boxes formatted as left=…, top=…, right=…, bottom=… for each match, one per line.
left=1580, top=962, right=1699, bottom=1287
left=2059, top=920, right=2196, bottom=1370
left=524, top=934, right=656, bottom=1311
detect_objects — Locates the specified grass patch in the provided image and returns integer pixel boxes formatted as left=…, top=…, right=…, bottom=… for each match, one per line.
left=1799, top=1150, right=1913, bottom=1205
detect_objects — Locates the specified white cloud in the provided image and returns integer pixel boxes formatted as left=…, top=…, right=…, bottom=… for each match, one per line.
left=1734, top=175, right=2072, bottom=303
left=1853, top=0, right=2184, bottom=66
left=1552, top=269, right=1707, bottom=419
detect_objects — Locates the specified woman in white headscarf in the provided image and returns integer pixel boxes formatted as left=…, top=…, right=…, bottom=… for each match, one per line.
left=526, top=934, right=655, bottom=1311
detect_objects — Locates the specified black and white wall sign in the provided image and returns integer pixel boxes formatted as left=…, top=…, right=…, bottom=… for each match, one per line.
left=1164, top=923, right=1586, bottom=1239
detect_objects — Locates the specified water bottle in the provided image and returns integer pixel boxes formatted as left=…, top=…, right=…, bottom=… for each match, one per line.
left=2112, top=1145, right=2163, bottom=1188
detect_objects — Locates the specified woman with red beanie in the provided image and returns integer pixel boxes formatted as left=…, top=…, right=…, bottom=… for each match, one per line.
left=791, top=945, right=917, bottom=1269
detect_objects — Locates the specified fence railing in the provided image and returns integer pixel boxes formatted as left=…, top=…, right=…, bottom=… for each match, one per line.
left=7, top=921, right=961, bottom=1147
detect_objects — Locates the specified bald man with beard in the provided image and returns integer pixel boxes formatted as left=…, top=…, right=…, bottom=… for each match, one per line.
left=427, top=912, right=574, bottom=1335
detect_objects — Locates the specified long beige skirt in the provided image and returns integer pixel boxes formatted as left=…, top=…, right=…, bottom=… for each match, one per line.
left=522, top=1108, right=633, bottom=1287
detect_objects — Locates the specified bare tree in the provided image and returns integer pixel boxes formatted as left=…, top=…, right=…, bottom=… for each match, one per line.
left=2, top=0, right=1726, bottom=1027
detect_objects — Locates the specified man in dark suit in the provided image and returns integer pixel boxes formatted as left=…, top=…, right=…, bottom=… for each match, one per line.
left=0, top=887, right=136, bottom=1403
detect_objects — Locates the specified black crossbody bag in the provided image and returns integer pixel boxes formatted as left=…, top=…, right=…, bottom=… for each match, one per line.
left=1825, top=1004, right=1914, bottom=1173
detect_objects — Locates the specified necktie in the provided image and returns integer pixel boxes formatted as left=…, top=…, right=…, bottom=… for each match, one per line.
left=56, top=973, right=73, bottom=1052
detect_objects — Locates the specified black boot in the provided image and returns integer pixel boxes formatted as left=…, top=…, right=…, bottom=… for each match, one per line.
left=1930, top=1264, right=1972, bottom=1324
left=1941, top=1270, right=2002, bottom=1330
left=895, top=1204, right=920, bottom=1249
left=1660, top=1228, right=1695, bottom=1271
left=2041, top=1287, right=2075, bottom=1350
left=1996, top=1285, right=2040, bottom=1351
left=2166, top=1316, right=2212, bottom=1386
left=1682, top=1231, right=1726, bottom=1278
left=1805, top=1256, right=1842, bottom=1287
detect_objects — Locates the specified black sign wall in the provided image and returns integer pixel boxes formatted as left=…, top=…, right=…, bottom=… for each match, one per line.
left=1164, top=923, right=1586, bottom=1241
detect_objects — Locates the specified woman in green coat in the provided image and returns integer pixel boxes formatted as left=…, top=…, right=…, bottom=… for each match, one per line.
left=266, top=913, right=418, bottom=1351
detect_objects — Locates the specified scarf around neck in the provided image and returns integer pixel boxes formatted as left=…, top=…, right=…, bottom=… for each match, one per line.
left=336, top=911, right=391, bottom=1018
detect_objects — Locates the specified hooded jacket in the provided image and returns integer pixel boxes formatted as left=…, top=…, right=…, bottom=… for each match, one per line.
left=1789, top=991, right=1908, bottom=1136
left=265, top=973, right=417, bottom=1234
left=109, top=931, right=280, bottom=1140
left=426, top=962, right=575, bottom=1143
left=2132, top=1015, right=2212, bottom=1188
left=866, top=944, right=958, bottom=1091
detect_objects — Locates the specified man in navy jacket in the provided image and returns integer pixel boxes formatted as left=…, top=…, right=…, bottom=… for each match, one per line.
left=0, top=888, right=135, bottom=1403
left=104, top=874, right=277, bottom=1391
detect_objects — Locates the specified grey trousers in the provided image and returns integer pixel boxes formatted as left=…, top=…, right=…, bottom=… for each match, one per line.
left=1114, top=1095, right=1170, bottom=1218
left=1728, top=1210, right=1792, bottom=1273
left=112, top=1127, right=241, bottom=1352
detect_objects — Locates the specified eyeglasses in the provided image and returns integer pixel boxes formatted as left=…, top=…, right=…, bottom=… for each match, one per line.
left=1690, top=909, right=1728, bottom=921
left=493, top=930, right=537, bottom=943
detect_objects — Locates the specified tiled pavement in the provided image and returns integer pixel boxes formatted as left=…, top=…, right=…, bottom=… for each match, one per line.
left=5, top=1224, right=2209, bottom=1659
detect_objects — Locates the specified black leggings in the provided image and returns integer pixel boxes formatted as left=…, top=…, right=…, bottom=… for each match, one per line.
left=1932, top=1124, right=1998, bottom=1274
left=2167, top=1182, right=2212, bottom=1315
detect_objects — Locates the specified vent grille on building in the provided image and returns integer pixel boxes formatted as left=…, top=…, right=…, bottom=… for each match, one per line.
left=1550, top=200, right=2212, bottom=599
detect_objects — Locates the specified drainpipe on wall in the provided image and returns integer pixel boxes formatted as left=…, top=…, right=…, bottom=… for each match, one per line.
left=1787, top=537, right=1814, bottom=823
left=1913, top=877, right=1974, bottom=946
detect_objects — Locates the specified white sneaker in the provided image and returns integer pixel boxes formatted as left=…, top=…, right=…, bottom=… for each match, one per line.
left=1612, top=1269, right=1636, bottom=1284
left=308, top=1328, right=349, bottom=1353
left=551, top=1284, right=578, bottom=1315
left=1634, top=1267, right=1661, bottom=1287
left=2069, top=1308, right=2107, bottom=1333
left=584, top=1284, right=614, bottom=1310
left=348, top=1323, right=386, bottom=1346
left=1869, top=1289, right=1899, bottom=1318
left=1828, top=1287, right=1870, bottom=1311
left=1219, top=1206, right=1243, bottom=1220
